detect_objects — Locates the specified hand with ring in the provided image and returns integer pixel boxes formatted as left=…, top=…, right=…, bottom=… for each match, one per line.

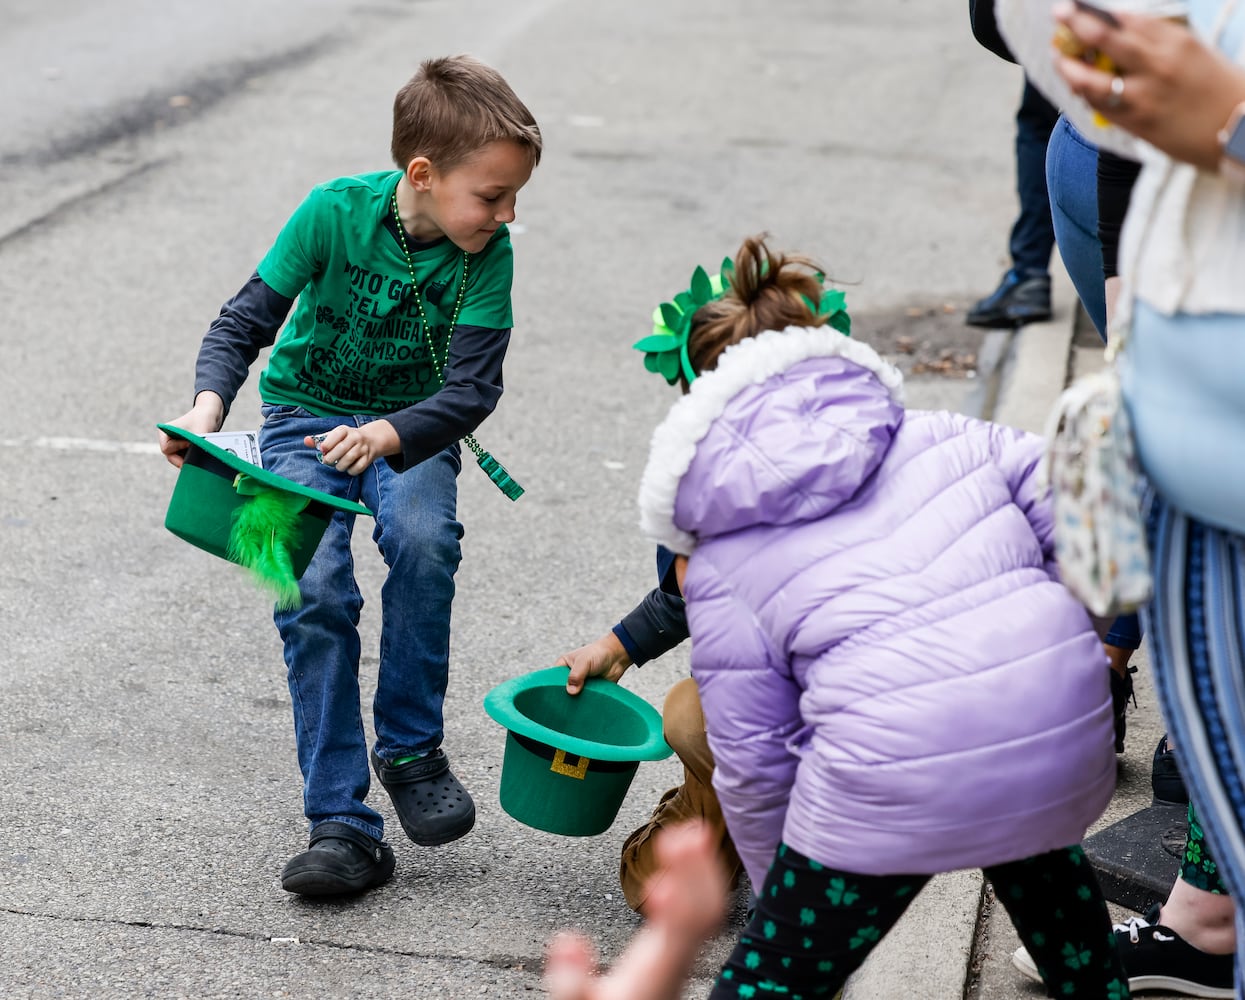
left=1106, top=73, right=1125, bottom=109
left=1052, top=0, right=1245, bottom=170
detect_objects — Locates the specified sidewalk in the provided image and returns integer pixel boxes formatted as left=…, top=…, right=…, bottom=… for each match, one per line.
left=842, top=265, right=1179, bottom=1000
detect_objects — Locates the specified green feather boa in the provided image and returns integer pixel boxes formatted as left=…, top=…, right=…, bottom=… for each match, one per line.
left=226, top=485, right=307, bottom=610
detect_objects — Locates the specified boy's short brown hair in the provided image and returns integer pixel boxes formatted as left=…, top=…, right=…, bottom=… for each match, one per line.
left=391, top=55, right=542, bottom=173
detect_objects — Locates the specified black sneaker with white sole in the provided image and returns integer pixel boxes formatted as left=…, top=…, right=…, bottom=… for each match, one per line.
left=1012, top=906, right=1234, bottom=998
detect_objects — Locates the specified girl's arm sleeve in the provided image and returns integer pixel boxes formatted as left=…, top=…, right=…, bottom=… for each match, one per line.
left=193, top=271, right=293, bottom=417
left=987, top=422, right=1058, bottom=576
left=383, top=323, right=508, bottom=472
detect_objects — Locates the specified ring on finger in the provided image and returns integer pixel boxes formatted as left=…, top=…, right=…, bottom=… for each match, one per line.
left=1106, top=74, right=1125, bottom=109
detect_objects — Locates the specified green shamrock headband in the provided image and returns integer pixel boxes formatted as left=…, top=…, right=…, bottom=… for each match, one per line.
left=632, top=258, right=852, bottom=385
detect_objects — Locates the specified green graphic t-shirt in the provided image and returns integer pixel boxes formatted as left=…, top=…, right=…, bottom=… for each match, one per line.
left=256, top=171, right=513, bottom=415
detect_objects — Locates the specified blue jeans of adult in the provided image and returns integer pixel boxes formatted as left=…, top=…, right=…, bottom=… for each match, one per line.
left=1045, top=115, right=1108, bottom=338
left=260, top=404, right=464, bottom=842
left=1009, top=78, right=1060, bottom=278
left=1044, top=115, right=1142, bottom=651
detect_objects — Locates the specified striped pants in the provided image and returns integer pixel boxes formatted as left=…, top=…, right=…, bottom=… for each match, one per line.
left=1145, top=494, right=1245, bottom=996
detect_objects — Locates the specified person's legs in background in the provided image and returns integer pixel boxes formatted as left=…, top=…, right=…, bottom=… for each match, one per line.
left=1013, top=809, right=1234, bottom=997
left=1151, top=802, right=1236, bottom=961
left=1046, top=114, right=1109, bottom=338
left=1143, top=498, right=1245, bottom=997
left=1009, top=78, right=1061, bottom=284
left=1034, top=114, right=1232, bottom=998
left=967, top=77, right=1060, bottom=328
left=1105, top=616, right=1143, bottom=755
left=1042, top=113, right=1157, bottom=764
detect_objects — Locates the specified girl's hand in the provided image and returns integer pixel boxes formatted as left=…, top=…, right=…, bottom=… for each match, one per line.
left=305, top=419, right=400, bottom=476
left=1052, top=2, right=1245, bottom=170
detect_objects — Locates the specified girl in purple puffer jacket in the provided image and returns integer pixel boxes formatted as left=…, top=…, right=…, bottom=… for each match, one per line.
left=630, top=236, right=1127, bottom=1000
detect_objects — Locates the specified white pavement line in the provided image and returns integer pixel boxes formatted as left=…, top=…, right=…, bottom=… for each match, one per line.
left=1, top=436, right=163, bottom=455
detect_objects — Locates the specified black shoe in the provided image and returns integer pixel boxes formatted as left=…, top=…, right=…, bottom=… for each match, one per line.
left=1113, top=907, right=1234, bottom=998
left=965, top=270, right=1052, bottom=328
left=370, top=748, right=476, bottom=847
left=1013, top=905, right=1234, bottom=998
left=281, top=821, right=395, bottom=896
left=1153, top=734, right=1190, bottom=805
left=1110, top=663, right=1139, bottom=754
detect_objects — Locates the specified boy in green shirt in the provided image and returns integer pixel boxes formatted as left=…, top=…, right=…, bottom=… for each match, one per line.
left=159, top=55, right=541, bottom=895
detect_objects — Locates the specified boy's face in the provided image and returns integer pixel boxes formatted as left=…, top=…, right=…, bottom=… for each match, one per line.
left=414, top=139, right=534, bottom=253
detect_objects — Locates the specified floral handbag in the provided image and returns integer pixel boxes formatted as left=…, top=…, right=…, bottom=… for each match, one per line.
left=1041, top=332, right=1153, bottom=618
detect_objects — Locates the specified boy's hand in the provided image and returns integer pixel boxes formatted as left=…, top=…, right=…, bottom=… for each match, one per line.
left=159, top=391, right=225, bottom=468
left=306, top=420, right=400, bottom=476
left=557, top=633, right=633, bottom=695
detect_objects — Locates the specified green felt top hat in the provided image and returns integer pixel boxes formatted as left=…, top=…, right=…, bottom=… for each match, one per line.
left=159, top=423, right=372, bottom=607
left=484, top=667, right=672, bottom=837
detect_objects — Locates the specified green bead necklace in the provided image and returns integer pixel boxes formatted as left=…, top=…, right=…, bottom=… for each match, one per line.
left=391, top=190, right=523, bottom=501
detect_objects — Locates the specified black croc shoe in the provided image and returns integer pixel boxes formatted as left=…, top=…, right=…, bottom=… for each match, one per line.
left=281, top=821, right=395, bottom=896
left=371, top=748, right=476, bottom=847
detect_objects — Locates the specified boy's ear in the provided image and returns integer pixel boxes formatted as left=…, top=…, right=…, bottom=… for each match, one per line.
left=405, top=157, right=434, bottom=191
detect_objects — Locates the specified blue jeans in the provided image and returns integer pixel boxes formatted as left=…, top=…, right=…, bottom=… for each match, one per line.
left=1046, top=115, right=1108, bottom=339
left=1044, top=116, right=1143, bottom=651
left=260, top=405, right=464, bottom=841
left=1009, top=78, right=1060, bottom=277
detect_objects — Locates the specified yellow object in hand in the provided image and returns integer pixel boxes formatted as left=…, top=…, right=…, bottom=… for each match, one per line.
left=1052, top=25, right=1118, bottom=128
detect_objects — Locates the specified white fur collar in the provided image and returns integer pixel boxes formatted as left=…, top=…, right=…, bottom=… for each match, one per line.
left=637, top=326, right=904, bottom=555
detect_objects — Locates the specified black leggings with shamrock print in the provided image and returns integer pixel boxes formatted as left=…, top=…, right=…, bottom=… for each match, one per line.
left=1182, top=801, right=1228, bottom=894
left=709, top=843, right=1128, bottom=1000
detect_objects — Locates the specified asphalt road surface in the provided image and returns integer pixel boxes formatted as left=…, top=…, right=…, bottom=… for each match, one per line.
left=0, top=1, right=1029, bottom=996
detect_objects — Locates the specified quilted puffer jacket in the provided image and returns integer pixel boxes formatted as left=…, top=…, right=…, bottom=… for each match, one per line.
left=637, top=326, right=1115, bottom=888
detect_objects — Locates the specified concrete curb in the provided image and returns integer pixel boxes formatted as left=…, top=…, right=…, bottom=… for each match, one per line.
left=991, top=263, right=1079, bottom=436
left=840, top=262, right=1079, bottom=1000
